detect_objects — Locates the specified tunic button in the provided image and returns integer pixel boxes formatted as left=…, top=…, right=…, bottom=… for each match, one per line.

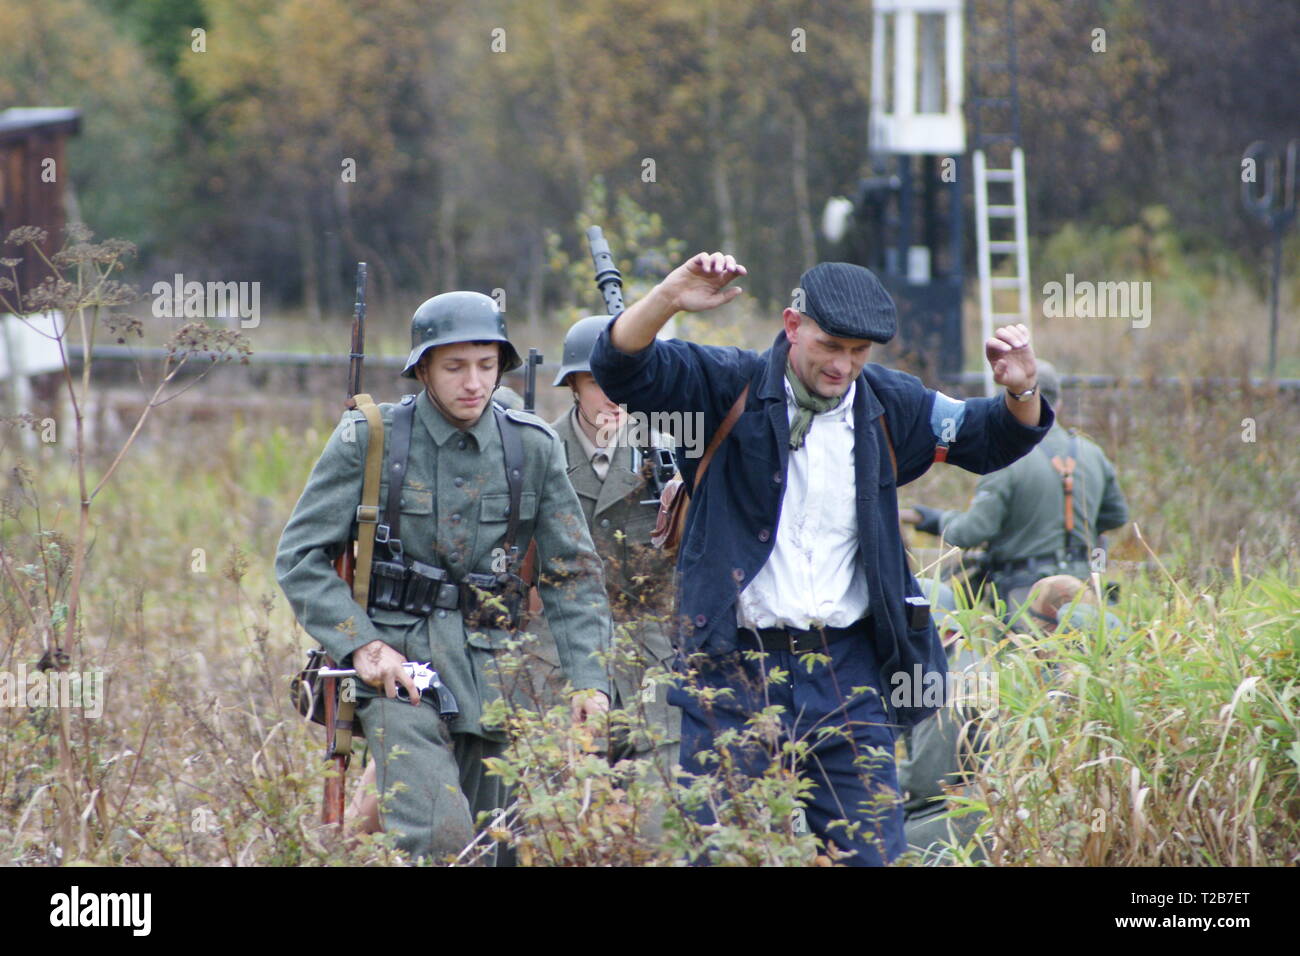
left=758, top=528, right=771, bottom=542
left=773, top=472, right=782, bottom=485
left=454, top=477, right=464, bottom=488
left=451, top=513, right=461, bottom=524
left=694, top=614, right=707, bottom=627
left=449, top=552, right=461, bottom=563
left=457, top=439, right=467, bottom=451
left=437, top=610, right=447, bottom=619
left=600, top=518, right=610, bottom=528
left=732, top=567, right=745, bottom=582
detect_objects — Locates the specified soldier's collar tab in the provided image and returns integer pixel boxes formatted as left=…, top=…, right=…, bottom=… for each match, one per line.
left=416, top=388, right=493, bottom=447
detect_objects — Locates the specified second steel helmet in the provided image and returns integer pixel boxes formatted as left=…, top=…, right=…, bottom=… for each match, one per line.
left=1034, top=360, right=1061, bottom=405
left=553, top=314, right=611, bottom=387
left=401, top=291, right=523, bottom=379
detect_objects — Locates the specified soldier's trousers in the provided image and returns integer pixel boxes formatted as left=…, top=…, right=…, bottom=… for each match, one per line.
left=358, top=695, right=505, bottom=863
left=905, top=801, right=986, bottom=864
left=672, top=628, right=906, bottom=866
left=609, top=643, right=683, bottom=773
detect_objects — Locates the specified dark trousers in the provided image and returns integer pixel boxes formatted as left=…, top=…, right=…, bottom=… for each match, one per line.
left=672, top=625, right=906, bottom=866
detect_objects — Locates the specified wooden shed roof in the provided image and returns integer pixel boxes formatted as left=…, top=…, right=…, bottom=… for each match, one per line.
left=0, top=107, right=82, bottom=145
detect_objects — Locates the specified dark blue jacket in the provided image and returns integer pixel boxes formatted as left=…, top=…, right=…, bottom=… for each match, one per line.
left=590, top=323, right=1054, bottom=727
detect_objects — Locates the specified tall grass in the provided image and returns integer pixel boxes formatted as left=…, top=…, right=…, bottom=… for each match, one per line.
left=2, top=236, right=1297, bottom=863
left=943, top=565, right=1299, bottom=865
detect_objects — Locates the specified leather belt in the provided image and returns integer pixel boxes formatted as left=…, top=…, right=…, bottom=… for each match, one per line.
left=993, top=547, right=1090, bottom=575
left=739, top=618, right=873, bottom=655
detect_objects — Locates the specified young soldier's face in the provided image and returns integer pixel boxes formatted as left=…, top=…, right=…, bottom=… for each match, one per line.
left=783, top=309, right=872, bottom=399
left=570, top=372, right=625, bottom=434
left=419, top=342, right=500, bottom=425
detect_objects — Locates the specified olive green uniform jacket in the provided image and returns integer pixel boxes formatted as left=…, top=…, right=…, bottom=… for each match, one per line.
left=934, top=422, right=1128, bottom=585
left=276, top=390, right=612, bottom=741
left=549, top=408, right=679, bottom=754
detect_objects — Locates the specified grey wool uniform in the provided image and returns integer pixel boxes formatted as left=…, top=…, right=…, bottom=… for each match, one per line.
left=275, top=388, right=611, bottom=860
left=915, top=421, right=1128, bottom=603
left=548, top=407, right=681, bottom=766
left=898, top=641, right=990, bottom=862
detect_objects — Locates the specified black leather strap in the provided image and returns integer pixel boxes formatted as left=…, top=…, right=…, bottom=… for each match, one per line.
left=993, top=546, right=1090, bottom=574
left=383, top=394, right=417, bottom=556
left=493, top=405, right=524, bottom=566
left=740, top=618, right=873, bottom=655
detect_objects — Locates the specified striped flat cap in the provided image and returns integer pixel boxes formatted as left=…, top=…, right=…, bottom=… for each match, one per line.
left=796, top=262, right=897, bottom=343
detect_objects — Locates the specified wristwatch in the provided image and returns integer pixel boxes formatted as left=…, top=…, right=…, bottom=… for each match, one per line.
left=1006, top=383, right=1038, bottom=403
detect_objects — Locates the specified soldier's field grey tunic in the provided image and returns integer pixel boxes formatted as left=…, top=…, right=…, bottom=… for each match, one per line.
left=898, top=642, right=991, bottom=862
left=930, top=422, right=1128, bottom=597
left=549, top=407, right=681, bottom=767
left=276, top=389, right=611, bottom=859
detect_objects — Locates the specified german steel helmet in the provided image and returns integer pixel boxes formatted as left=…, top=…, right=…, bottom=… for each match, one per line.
left=553, top=314, right=611, bottom=387
left=401, top=291, right=523, bottom=379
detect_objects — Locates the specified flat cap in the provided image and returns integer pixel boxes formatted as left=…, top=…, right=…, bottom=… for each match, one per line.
left=796, top=262, right=897, bottom=343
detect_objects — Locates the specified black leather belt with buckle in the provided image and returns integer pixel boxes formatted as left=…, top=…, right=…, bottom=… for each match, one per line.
left=994, top=548, right=1090, bottom=575
left=740, top=618, right=873, bottom=654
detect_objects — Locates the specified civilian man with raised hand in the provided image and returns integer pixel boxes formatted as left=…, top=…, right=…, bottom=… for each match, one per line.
left=589, top=252, right=1053, bottom=865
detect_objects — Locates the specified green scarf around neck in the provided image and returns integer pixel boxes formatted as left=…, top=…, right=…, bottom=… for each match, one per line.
left=785, top=359, right=844, bottom=449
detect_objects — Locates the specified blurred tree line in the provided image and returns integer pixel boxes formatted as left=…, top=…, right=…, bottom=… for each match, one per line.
left=1, top=0, right=1296, bottom=321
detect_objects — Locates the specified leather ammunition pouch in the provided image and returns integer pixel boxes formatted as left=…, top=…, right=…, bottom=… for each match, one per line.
left=369, top=556, right=461, bottom=616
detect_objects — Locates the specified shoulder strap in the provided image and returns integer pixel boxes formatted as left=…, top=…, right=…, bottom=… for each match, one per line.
left=351, top=393, right=386, bottom=609
left=381, top=394, right=417, bottom=558
left=878, top=414, right=898, bottom=480
left=692, top=385, right=749, bottom=493
left=493, top=404, right=525, bottom=567
left=1048, top=431, right=1079, bottom=546
left=332, top=392, right=394, bottom=762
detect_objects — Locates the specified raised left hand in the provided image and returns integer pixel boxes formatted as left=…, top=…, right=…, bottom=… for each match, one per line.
left=984, top=324, right=1038, bottom=393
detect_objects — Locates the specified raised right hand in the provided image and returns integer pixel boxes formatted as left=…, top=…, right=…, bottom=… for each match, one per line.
left=609, top=250, right=747, bottom=354
left=354, top=639, right=420, bottom=704
left=661, top=251, right=746, bottom=313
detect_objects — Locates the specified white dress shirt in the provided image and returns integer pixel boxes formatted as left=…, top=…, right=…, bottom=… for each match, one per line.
left=736, top=378, right=869, bottom=630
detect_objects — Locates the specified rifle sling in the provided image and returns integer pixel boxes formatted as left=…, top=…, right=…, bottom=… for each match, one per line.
left=351, top=394, right=385, bottom=611
left=330, top=684, right=356, bottom=760
left=338, top=391, right=387, bottom=759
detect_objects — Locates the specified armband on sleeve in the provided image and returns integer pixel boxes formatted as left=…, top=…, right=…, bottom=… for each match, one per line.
left=930, top=392, right=967, bottom=462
